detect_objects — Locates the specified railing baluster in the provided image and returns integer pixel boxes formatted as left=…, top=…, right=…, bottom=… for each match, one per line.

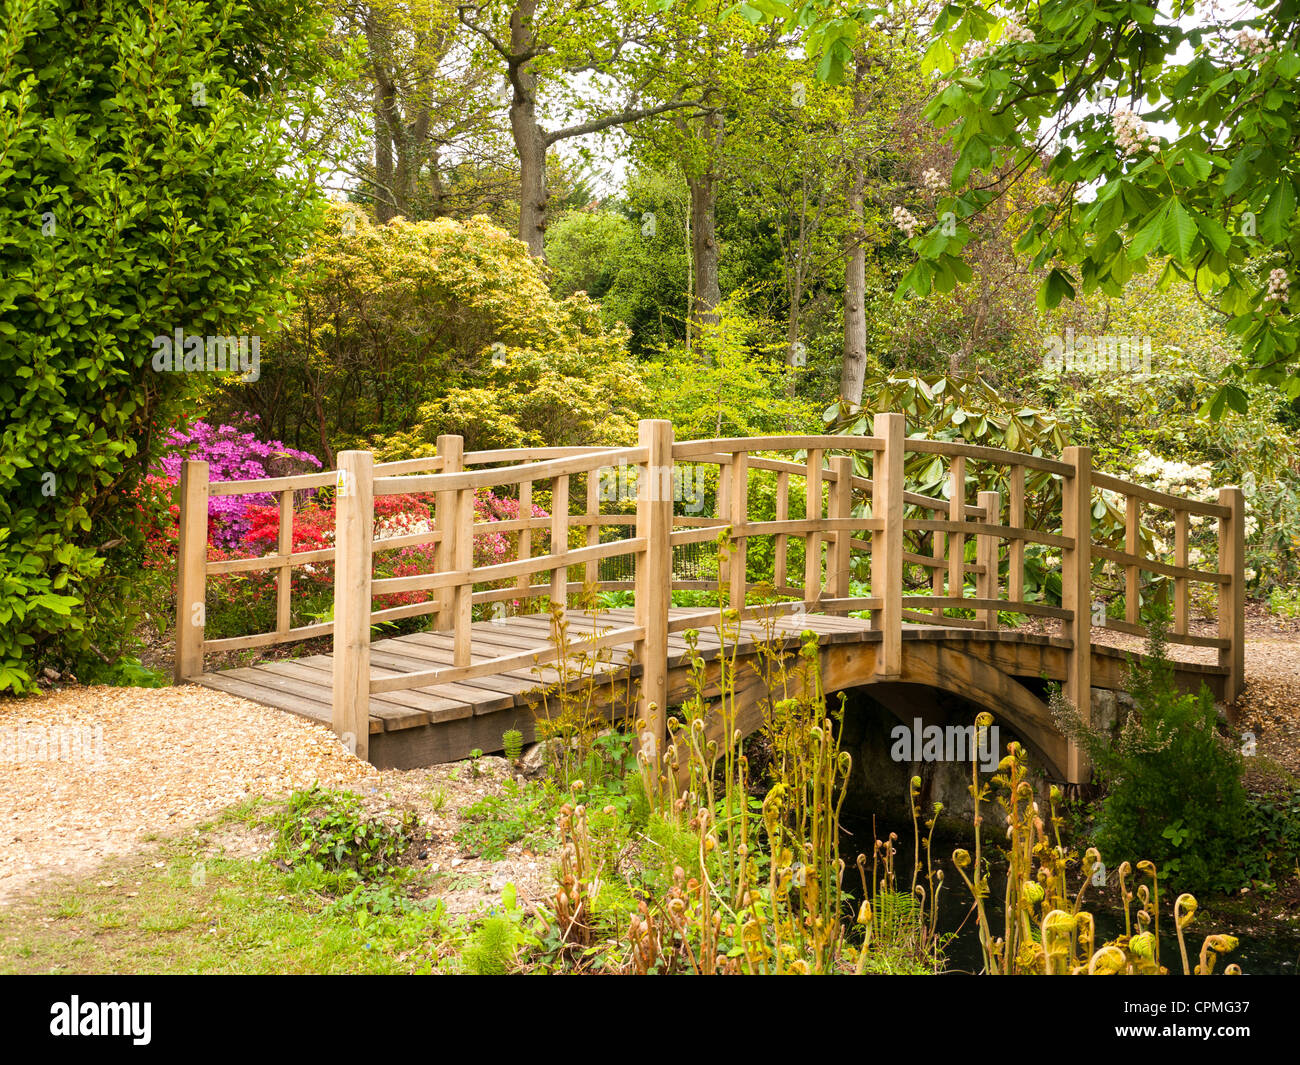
left=332, top=450, right=374, bottom=761
left=585, top=469, right=600, bottom=590
left=830, top=455, right=853, bottom=611
left=516, top=479, right=532, bottom=601
left=947, top=454, right=966, bottom=609
left=1061, top=445, right=1093, bottom=784
left=1125, top=495, right=1141, bottom=625
left=977, top=490, right=1000, bottom=630
left=729, top=450, right=748, bottom=611
left=551, top=473, right=570, bottom=610
left=804, top=448, right=823, bottom=609
left=1218, top=486, right=1245, bottom=709
left=173, top=459, right=210, bottom=683
left=276, top=489, right=293, bottom=636
left=452, top=480, right=474, bottom=667
left=434, top=434, right=463, bottom=631
left=774, top=470, right=789, bottom=592
left=1008, top=464, right=1025, bottom=603
left=1174, top=508, right=1189, bottom=636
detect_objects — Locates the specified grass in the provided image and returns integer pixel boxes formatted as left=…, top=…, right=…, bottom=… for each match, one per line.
left=0, top=803, right=451, bottom=975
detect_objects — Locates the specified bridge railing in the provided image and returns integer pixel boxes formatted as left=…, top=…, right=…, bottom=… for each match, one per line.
left=172, top=415, right=1245, bottom=763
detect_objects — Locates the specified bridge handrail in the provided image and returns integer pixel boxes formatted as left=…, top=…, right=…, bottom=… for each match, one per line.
left=171, top=414, right=1245, bottom=768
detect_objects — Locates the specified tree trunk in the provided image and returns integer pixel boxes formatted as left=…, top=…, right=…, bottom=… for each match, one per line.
left=840, top=58, right=870, bottom=409
left=509, top=1, right=548, bottom=256
left=374, top=82, right=395, bottom=223
left=687, top=173, right=720, bottom=328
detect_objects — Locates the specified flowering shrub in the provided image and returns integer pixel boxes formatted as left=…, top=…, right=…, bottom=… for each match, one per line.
left=157, top=416, right=322, bottom=549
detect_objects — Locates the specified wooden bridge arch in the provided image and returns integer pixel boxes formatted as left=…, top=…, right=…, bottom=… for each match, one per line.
left=174, top=416, right=1245, bottom=785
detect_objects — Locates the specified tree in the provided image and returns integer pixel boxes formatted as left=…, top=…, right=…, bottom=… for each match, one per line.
left=779, top=0, right=1300, bottom=411
left=0, top=0, right=334, bottom=690
left=329, top=0, right=516, bottom=223
left=457, top=0, right=694, bottom=255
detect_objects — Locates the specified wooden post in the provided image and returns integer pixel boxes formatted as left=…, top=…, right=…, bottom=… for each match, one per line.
left=728, top=450, right=748, bottom=611
left=1007, top=465, right=1025, bottom=604
left=550, top=473, right=570, bottom=609
left=1061, top=445, right=1092, bottom=784
left=434, top=434, right=463, bottom=631
left=276, top=489, right=293, bottom=635
left=635, top=419, right=673, bottom=762
left=718, top=459, right=731, bottom=590
left=804, top=449, right=823, bottom=608
left=1218, top=486, right=1246, bottom=710
left=976, top=490, right=1000, bottom=630
left=830, top=455, right=853, bottom=611
left=871, top=413, right=904, bottom=678
left=173, top=459, right=209, bottom=683
left=332, top=450, right=374, bottom=761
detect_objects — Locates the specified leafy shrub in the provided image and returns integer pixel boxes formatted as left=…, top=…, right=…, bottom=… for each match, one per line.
left=0, top=0, right=332, bottom=691
left=1053, top=620, right=1251, bottom=894
left=272, top=787, right=418, bottom=890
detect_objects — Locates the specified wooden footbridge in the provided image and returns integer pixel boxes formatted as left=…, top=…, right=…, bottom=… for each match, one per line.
left=172, top=417, right=1245, bottom=784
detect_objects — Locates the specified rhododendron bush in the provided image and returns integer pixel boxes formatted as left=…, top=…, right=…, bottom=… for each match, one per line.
left=158, top=416, right=323, bottom=548
left=144, top=421, right=550, bottom=639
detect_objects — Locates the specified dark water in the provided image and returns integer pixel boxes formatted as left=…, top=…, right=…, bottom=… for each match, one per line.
left=839, top=821, right=1299, bottom=975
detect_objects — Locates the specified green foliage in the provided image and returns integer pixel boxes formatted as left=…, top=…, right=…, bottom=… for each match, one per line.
left=453, top=779, right=560, bottom=861
left=905, top=1, right=1300, bottom=403
left=502, top=729, right=524, bottom=763
left=461, top=915, right=520, bottom=975
left=1053, top=621, right=1251, bottom=895
left=245, top=205, right=648, bottom=456
left=0, top=0, right=332, bottom=691
left=641, top=295, right=821, bottom=438
left=272, top=787, right=417, bottom=890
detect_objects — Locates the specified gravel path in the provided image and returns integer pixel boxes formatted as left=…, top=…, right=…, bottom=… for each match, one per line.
left=0, top=685, right=378, bottom=902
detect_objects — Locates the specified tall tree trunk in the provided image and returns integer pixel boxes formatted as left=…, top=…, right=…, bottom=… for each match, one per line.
left=509, top=1, right=548, bottom=256
left=687, top=173, right=720, bottom=328
left=840, top=58, right=870, bottom=409
left=374, top=82, right=395, bottom=223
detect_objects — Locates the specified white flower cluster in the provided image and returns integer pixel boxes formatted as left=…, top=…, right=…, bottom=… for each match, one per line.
left=922, top=168, right=946, bottom=193
left=965, top=39, right=988, bottom=61
left=1131, top=450, right=1217, bottom=503
left=375, top=513, right=434, bottom=541
left=892, top=205, right=921, bottom=238
left=1003, top=19, right=1035, bottom=44
left=1236, top=30, right=1271, bottom=56
left=1267, top=268, right=1289, bottom=302
left=1112, top=108, right=1155, bottom=156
